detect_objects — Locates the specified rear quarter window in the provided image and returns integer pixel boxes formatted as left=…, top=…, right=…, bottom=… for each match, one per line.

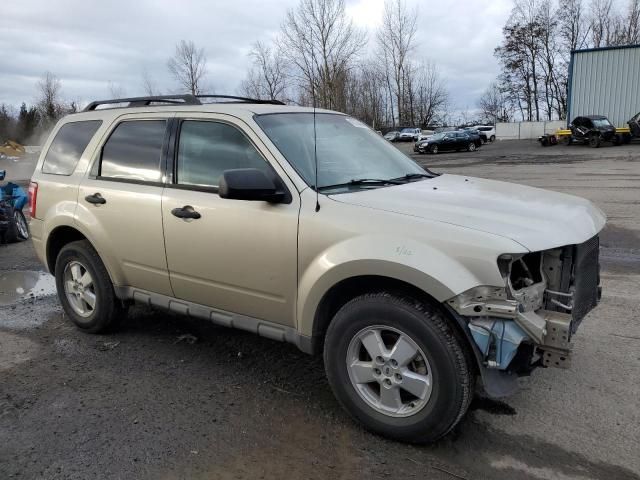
left=42, top=120, right=102, bottom=175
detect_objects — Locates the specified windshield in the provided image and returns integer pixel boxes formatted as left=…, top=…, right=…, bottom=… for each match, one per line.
left=255, top=113, right=428, bottom=191
left=593, top=118, right=612, bottom=128
left=401, top=128, right=416, bottom=133
left=430, top=133, right=446, bottom=140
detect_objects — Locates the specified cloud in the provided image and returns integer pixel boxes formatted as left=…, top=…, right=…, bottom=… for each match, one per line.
left=0, top=0, right=511, bottom=113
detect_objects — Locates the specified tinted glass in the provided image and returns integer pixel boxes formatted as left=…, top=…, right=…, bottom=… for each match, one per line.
left=42, top=120, right=102, bottom=175
left=100, top=120, right=166, bottom=182
left=177, top=121, right=270, bottom=187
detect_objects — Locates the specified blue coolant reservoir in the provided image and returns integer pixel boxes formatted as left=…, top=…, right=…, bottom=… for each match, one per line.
left=469, top=319, right=529, bottom=370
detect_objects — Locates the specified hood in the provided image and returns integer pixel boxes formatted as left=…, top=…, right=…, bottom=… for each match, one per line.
left=329, top=174, right=606, bottom=252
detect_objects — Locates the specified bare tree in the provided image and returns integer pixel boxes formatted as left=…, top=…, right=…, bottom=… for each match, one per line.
left=107, top=81, right=127, bottom=99
left=279, top=0, right=366, bottom=111
left=167, top=40, right=208, bottom=95
left=141, top=68, right=161, bottom=96
left=558, top=0, right=590, bottom=50
left=377, top=0, right=418, bottom=125
left=36, top=72, right=64, bottom=130
left=411, top=62, right=449, bottom=127
left=478, top=82, right=513, bottom=123
left=240, top=41, right=288, bottom=101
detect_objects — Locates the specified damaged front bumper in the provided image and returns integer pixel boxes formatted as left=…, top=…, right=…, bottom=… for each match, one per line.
left=446, top=235, right=601, bottom=394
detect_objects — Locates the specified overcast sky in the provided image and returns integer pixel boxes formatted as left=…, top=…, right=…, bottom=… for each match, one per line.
left=0, top=0, right=512, bottom=114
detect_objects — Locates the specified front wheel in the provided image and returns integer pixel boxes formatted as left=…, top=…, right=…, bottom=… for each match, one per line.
left=324, top=293, right=473, bottom=443
left=429, top=145, right=438, bottom=154
left=55, top=240, right=126, bottom=333
left=589, top=134, right=601, bottom=148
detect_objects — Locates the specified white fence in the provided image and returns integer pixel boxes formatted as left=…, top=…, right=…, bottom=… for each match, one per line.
left=496, top=121, right=566, bottom=140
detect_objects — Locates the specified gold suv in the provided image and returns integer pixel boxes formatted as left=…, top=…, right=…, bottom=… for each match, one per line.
left=29, top=95, right=605, bottom=442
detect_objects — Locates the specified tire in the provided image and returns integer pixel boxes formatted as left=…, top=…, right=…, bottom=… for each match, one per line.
left=429, top=145, right=438, bottom=154
left=323, top=293, right=473, bottom=443
left=13, top=210, right=29, bottom=240
left=54, top=240, right=125, bottom=333
left=490, top=135, right=496, bottom=142
left=3, top=205, right=19, bottom=243
left=589, top=134, right=601, bottom=148
left=612, top=135, right=621, bottom=146
left=467, top=143, right=476, bottom=152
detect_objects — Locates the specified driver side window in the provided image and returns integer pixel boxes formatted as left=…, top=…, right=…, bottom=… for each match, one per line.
left=176, top=121, right=271, bottom=188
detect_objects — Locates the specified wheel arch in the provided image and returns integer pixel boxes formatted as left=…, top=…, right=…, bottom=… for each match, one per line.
left=45, top=226, right=119, bottom=286
left=307, top=274, right=475, bottom=362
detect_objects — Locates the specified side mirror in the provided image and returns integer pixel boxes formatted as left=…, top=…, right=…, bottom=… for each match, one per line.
left=219, top=168, right=285, bottom=203
left=0, top=170, right=5, bottom=181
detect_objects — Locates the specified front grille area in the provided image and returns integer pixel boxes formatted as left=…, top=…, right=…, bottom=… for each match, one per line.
left=571, top=235, right=601, bottom=332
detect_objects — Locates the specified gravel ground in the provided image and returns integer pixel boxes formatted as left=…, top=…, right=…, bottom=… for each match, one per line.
left=1, top=140, right=639, bottom=480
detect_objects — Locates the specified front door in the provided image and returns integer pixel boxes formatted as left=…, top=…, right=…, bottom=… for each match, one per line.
left=161, top=116, right=299, bottom=326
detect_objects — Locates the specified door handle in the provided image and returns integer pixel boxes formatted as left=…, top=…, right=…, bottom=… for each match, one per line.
left=85, top=193, right=106, bottom=205
left=171, top=206, right=201, bottom=220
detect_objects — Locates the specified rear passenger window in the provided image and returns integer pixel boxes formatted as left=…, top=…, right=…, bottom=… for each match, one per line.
left=99, top=120, right=166, bottom=182
left=176, top=121, right=270, bottom=188
left=42, top=120, right=102, bottom=175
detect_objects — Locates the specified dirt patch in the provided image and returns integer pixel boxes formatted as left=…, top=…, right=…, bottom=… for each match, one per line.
left=0, top=332, right=39, bottom=371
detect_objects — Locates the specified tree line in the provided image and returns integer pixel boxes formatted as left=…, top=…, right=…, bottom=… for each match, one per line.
left=481, top=0, right=639, bottom=123
left=0, top=0, right=449, bottom=145
left=2, top=0, right=639, bottom=145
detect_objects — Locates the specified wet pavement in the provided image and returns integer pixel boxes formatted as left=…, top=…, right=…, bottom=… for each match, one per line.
left=1, top=141, right=639, bottom=479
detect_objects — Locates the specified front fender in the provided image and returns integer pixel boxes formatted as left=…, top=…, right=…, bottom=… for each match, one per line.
left=297, top=234, right=498, bottom=337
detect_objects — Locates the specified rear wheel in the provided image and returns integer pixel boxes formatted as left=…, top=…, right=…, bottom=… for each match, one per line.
left=324, top=293, right=473, bottom=443
left=55, top=240, right=125, bottom=333
left=467, top=142, right=476, bottom=152
left=489, top=135, right=496, bottom=142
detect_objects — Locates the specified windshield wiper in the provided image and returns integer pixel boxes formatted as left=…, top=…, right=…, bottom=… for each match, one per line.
left=318, top=178, right=403, bottom=191
left=391, top=173, right=433, bottom=182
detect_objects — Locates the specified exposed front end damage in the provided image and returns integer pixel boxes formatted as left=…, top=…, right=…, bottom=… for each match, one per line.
left=446, top=236, right=601, bottom=394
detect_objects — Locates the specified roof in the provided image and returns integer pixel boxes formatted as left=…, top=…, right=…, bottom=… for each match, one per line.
left=571, top=44, right=640, bottom=55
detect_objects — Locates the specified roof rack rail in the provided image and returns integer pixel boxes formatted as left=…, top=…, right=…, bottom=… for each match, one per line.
left=196, top=95, right=285, bottom=105
left=82, top=94, right=284, bottom=112
left=83, top=95, right=201, bottom=111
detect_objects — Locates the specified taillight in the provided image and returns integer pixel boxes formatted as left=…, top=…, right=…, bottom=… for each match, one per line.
left=28, top=182, right=38, bottom=219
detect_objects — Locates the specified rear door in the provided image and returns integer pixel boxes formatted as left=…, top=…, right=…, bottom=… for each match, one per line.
left=76, top=113, right=173, bottom=295
left=161, top=114, right=299, bottom=326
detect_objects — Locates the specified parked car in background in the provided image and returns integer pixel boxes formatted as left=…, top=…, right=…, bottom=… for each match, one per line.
left=384, top=130, right=400, bottom=142
left=567, top=115, right=620, bottom=147
left=0, top=169, right=29, bottom=243
left=417, top=131, right=433, bottom=142
left=628, top=111, right=640, bottom=140
left=416, top=131, right=479, bottom=154
left=459, top=128, right=483, bottom=148
left=398, top=127, right=421, bottom=142
left=476, top=126, right=496, bottom=142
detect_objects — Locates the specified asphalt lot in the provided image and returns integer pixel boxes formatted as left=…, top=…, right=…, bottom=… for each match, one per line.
left=1, top=140, right=639, bottom=479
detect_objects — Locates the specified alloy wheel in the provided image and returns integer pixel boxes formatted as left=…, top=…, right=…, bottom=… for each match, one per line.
left=346, top=325, right=432, bottom=418
left=63, top=261, right=97, bottom=317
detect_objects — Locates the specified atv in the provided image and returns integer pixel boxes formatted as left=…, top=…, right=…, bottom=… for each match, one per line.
left=566, top=115, right=621, bottom=148
left=0, top=169, right=29, bottom=244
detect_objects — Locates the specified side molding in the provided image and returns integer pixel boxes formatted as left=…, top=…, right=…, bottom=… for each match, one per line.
left=114, top=286, right=313, bottom=354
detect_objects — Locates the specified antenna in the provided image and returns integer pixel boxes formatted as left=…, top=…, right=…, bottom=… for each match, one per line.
left=310, top=28, right=320, bottom=213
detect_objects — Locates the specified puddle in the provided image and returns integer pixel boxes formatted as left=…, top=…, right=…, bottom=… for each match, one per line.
left=0, top=271, right=57, bottom=306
